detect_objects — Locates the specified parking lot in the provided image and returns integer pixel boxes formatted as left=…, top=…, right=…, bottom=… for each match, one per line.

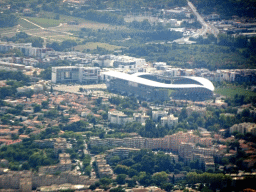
left=53, top=84, right=107, bottom=94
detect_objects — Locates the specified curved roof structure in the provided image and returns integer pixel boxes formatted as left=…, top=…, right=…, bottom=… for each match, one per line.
left=103, top=71, right=214, bottom=92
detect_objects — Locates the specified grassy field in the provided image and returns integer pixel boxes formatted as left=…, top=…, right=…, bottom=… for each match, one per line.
left=215, top=86, right=256, bottom=98
left=75, top=42, right=123, bottom=51
left=24, top=17, right=61, bottom=28
left=19, top=18, right=38, bottom=29
left=29, top=12, right=126, bottom=30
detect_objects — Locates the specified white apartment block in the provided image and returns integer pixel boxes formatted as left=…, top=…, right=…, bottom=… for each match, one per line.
left=108, top=111, right=133, bottom=125
left=161, top=114, right=178, bottom=127
left=152, top=110, right=168, bottom=122
left=51, top=66, right=100, bottom=84
left=133, top=113, right=150, bottom=124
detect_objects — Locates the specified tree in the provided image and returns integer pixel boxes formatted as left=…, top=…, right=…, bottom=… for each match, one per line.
left=152, top=171, right=168, bottom=186
left=21, top=162, right=30, bottom=170
left=138, top=171, right=152, bottom=186
left=41, top=100, right=49, bottom=109
left=99, top=177, right=112, bottom=186
left=0, top=12, right=18, bottom=28
left=110, top=186, right=125, bottom=192
left=33, top=104, right=41, bottom=113
left=114, top=164, right=129, bottom=175
left=109, top=155, right=120, bottom=166
left=128, top=168, right=138, bottom=177
left=116, top=174, right=127, bottom=184
left=162, top=183, right=173, bottom=192
left=179, top=107, right=188, bottom=121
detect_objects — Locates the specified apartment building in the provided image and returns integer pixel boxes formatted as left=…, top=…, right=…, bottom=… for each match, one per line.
left=133, top=113, right=150, bottom=124
left=161, top=114, right=178, bottom=127
left=94, top=154, right=113, bottom=178
left=108, top=111, right=133, bottom=125
left=51, top=66, right=100, bottom=84
left=152, top=111, right=168, bottom=122
left=123, top=136, right=146, bottom=148
left=230, top=122, right=256, bottom=135
left=106, top=147, right=140, bottom=160
left=54, top=138, right=69, bottom=156
left=178, top=142, right=195, bottom=162
left=39, top=153, right=72, bottom=174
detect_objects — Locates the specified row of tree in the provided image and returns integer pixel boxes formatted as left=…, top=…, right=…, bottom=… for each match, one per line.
left=2, top=32, right=44, bottom=48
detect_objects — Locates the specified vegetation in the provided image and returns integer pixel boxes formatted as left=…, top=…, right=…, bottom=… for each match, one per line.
left=0, top=70, right=30, bottom=99
left=2, top=32, right=44, bottom=48
left=0, top=137, right=58, bottom=171
left=190, top=0, right=256, bottom=18
left=0, top=11, right=18, bottom=28
left=46, top=40, right=77, bottom=51
left=75, top=42, right=122, bottom=52
left=216, top=86, right=256, bottom=98
left=24, top=17, right=61, bottom=28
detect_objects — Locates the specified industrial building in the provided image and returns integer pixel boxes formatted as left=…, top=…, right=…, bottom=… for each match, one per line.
left=102, top=71, right=214, bottom=101
left=51, top=66, right=100, bottom=84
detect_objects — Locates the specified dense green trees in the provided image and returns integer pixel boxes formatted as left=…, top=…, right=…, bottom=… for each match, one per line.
left=0, top=11, right=18, bottom=28
left=190, top=0, right=256, bottom=18
left=0, top=70, right=30, bottom=82
left=0, top=70, right=30, bottom=99
left=0, top=138, right=58, bottom=171
left=111, top=150, right=179, bottom=187
left=109, top=96, right=139, bottom=110
left=47, top=40, right=77, bottom=51
left=186, top=172, right=231, bottom=191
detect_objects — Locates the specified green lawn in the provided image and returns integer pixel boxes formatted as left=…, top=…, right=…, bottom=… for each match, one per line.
left=215, top=86, right=256, bottom=97
left=75, top=42, right=123, bottom=51
left=24, top=17, right=61, bottom=28
left=19, top=18, right=38, bottom=29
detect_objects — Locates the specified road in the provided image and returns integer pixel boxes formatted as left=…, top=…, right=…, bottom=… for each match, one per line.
left=187, top=1, right=219, bottom=37
left=173, top=1, right=219, bottom=44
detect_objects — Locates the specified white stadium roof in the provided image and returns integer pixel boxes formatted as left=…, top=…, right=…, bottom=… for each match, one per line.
left=102, top=71, right=214, bottom=92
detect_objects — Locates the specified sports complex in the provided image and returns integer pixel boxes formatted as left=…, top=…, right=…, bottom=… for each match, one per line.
left=102, top=71, right=215, bottom=101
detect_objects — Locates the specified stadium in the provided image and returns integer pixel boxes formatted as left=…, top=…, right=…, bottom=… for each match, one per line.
left=102, top=71, right=215, bottom=101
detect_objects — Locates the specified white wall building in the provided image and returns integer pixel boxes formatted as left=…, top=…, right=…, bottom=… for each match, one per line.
left=133, top=113, right=150, bottom=124
left=152, top=110, right=168, bottom=122
left=51, top=66, right=100, bottom=84
left=161, top=114, right=178, bottom=127
left=108, top=111, right=133, bottom=125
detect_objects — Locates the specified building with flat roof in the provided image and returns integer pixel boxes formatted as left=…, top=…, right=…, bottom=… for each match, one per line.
left=102, top=71, right=214, bottom=101
left=108, top=110, right=133, bottom=125
left=52, top=66, right=100, bottom=84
